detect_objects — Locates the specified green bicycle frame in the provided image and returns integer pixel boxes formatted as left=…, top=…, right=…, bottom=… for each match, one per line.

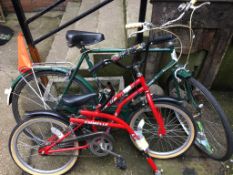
left=60, top=47, right=175, bottom=99
left=9, top=46, right=176, bottom=120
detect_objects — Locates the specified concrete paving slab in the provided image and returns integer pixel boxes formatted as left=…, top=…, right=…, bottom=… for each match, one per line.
left=46, top=2, right=81, bottom=63
left=96, top=0, right=126, bottom=48
left=0, top=68, right=22, bottom=175
left=66, top=130, right=223, bottom=175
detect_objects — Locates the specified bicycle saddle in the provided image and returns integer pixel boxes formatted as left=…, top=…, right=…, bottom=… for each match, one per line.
left=61, top=93, right=97, bottom=107
left=66, top=30, right=105, bottom=48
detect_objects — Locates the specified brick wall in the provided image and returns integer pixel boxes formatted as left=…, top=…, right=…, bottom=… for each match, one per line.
left=0, top=0, right=67, bottom=12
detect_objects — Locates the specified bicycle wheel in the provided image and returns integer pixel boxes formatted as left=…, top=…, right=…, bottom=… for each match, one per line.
left=130, top=101, right=195, bottom=159
left=168, top=77, right=233, bottom=161
left=9, top=116, right=79, bottom=175
left=12, top=70, right=91, bottom=123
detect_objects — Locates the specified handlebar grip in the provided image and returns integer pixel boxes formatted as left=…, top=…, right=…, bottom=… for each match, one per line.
left=89, top=60, right=110, bottom=73
left=191, top=0, right=197, bottom=5
left=125, top=23, right=143, bottom=29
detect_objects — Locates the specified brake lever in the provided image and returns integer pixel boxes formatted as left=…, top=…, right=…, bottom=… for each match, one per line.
left=190, top=2, right=211, bottom=10
left=129, top=22, right=153, bottom=38
left=129, top=29, right=146, bottom=38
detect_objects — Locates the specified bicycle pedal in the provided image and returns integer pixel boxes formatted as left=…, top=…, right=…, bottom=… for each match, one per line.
left=115, top=156, right=127, bottom=170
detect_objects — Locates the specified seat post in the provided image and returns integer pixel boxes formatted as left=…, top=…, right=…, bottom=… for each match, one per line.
left=133, top=65, right=143, bottom=77
left=80, top=46, right=88, bottom=53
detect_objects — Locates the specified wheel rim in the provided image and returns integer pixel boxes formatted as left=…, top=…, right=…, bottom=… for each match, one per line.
left=131, top=103, right=194, bottom=157
left=169, top=78, right=230, bottom=160
left=11, top=118, right=78, bottom=174
left=191, top=87, right=228, bottom=159
left=13, top=71, right=89, bottom=121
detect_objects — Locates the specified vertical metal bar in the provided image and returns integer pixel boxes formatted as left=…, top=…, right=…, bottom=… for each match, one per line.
left=136, top=0, right=148, bottom=43
left=0, top=2, right=5, bottom=22
left=11, top=0, right=41, bottom=62
left=11, top=0, right=33, bottom=45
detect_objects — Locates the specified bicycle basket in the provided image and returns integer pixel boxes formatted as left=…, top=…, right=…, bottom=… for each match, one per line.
left=18, top=32, right=32, bottom=73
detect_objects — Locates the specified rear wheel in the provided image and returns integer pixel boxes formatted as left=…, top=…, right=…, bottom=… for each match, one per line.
left=130, top=101, right=195, bottom=159
left=12, top=70, right=91, bottom=123
left=9, top=116, right=79, bottom=175
left=168, top=77, right=233, bottom=161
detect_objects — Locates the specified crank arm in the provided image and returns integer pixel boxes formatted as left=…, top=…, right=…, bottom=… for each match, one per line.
left=100, top=144, right=121, bottom=158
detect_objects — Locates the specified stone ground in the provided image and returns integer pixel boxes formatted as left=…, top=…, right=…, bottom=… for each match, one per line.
left=0, top=12, right=232, bottom=175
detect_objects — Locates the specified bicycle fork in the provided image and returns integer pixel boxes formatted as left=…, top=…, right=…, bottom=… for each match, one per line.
left=134, top=119, right=161, bottom=174
left=140, top=75, right=166, bottom=136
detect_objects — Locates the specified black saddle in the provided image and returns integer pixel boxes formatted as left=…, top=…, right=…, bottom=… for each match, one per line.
left=61, top=93, right=97, bottom=107
left=66, top=30, right=105, bottom=48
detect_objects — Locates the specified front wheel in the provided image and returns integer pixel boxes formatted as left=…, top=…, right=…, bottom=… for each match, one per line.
left=9, top=116, right=79, bottom=175
left=168, top=77, right=233, bottom=161
left=130, top=102, right=196, bottom=159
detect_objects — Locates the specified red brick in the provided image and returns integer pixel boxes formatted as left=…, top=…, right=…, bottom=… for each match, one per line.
left=0, top=0, right=66, bottom=12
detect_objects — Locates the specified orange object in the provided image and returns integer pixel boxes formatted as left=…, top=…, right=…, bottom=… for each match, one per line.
left=18, top=32, right=32, bottom=73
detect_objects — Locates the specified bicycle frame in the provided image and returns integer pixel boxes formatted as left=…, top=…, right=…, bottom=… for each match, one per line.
left=39, top=74, right=167, bottom=173
left=39, top=113, right=160, bottom=172
left=7, top=45, right=175, bottom=120
left=61, top=47, right=174, bottom=97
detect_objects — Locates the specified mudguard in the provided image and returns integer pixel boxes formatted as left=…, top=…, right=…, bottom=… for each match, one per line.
left=6, top=67, right=94, bottom=105
left=152, top=95, right=184, bottom=106
left=125, top=95, right=184, bottom=123
left=25, top=110, right=69, bottom=122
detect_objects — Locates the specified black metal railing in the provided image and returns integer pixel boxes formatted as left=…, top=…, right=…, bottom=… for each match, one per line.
left=11, top=0, right=114, bottom=62
left=11, top=0, right=147, bottom=62
left=137, top=0, right=148, bottom=43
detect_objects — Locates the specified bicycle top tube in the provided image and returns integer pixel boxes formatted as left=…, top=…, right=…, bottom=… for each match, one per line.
left=88, top=47, right=173, bottom=54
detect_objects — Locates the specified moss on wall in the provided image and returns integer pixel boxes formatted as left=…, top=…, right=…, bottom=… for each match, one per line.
left=213, top=39, right=233, bottom=90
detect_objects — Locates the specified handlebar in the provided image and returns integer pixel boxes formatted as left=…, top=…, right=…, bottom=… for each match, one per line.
left=126, top=0, right=209, bottom=35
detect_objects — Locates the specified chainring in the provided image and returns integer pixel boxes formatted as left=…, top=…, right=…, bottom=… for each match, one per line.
left=89, top=134, right=114, bottom=157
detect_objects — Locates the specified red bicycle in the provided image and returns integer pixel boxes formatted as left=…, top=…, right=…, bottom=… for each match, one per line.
left=9, top=47, right=196, bottom=174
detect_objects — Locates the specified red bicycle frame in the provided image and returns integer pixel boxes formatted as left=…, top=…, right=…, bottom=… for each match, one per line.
left=88, top=74, right=166, bottom=136
left=39, top=74, right=166, bottom=173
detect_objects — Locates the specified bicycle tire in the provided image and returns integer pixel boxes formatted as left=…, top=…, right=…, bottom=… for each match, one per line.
left=9, top=116, right=79, bottom=175
left=130, top=101, right=196, bottom=159
left=168, top=77, right=233, bottom=161
left=12, top=70, right=91, bottom=123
